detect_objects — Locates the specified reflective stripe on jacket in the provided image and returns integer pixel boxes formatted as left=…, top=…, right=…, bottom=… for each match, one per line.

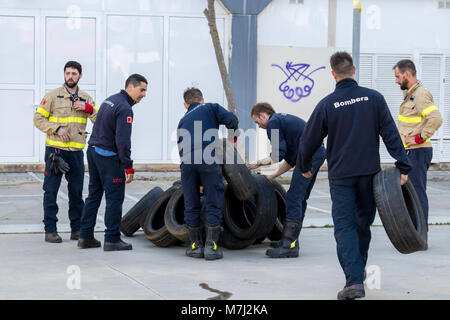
left=398, top=81, right=442, bottom=150
left=33, top=85, right=98, bottom=151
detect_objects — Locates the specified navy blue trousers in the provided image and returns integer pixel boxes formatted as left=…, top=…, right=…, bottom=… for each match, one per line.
left=181, top=163, right=224, bottom=227
left=329, top=174, right=377, bottom=287
left=80, top=146, right=125, bottom=242
left=407, top=148, right=432, bottom=224
left=43, top=147, right=84, bottom=233
left=286, top=146, right=326, bottom=222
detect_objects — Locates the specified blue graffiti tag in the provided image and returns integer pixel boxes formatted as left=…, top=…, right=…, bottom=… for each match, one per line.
left=271, top=62, right=326, bottom=103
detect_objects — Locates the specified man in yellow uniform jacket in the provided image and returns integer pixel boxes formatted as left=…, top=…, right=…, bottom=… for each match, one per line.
left=34, top=61, right=99, bottom=243
left=393, top=59, right=443, bottom=228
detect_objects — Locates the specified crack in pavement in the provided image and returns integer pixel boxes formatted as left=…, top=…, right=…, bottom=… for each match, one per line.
left=105, top=264, right=167, bottom=300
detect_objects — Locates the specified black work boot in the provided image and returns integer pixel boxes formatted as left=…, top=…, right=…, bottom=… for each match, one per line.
left=269, top=239, right=282, bottom=248
left=337, top=284, right=365, bottom=300
left=78, top=238, right=101, bottom=249
left=45, top=232, right=62, bottom=243
left=186, top=225, right=204, bottom=258
left=70, top=231, right=80, bottom=240
left=204, top=224, right=223, bottom=260
left=265, top=219, right=301, bottom=258
left=104, top=239, right=132, bottom=251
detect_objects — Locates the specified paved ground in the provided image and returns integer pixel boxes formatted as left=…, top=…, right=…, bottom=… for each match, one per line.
left=0, top=171, right=449, bottom=300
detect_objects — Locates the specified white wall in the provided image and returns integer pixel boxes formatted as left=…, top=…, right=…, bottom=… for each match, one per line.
left=0, top=0, right=228, bottom=15
left=258, top=0, right=329, bottom=48
left=336, top=0, right=450, bottom=52
left=258, top=0, right=450, bottom=52
left=0, top=0, right=230, bottom=164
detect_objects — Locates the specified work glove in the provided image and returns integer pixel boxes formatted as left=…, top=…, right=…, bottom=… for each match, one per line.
left=49, top=153, right=70, bottom=175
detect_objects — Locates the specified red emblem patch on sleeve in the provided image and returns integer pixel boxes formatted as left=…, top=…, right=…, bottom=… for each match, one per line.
left=41, top=98, right=47, bottom=106
left=127, top=116, right=133, bottom=123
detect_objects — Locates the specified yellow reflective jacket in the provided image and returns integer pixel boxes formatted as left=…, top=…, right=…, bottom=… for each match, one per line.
left=33, top=85, right=99, bottom=151
left=398, top=81, right=443, bottom=150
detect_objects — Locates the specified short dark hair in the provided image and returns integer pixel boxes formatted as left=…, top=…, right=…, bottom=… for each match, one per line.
left=251, top=102, right=276, bottom=117
left=393, top=59, right=416, bottom=76
left=183, top=88, right=203, bottom=105
left=330, top=51, right=354, bottom=77
left=64, top=61, right=82, bottom=74
left=125, top=74, right=148, bottom=88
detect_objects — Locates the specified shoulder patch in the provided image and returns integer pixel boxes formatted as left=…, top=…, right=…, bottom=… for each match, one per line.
left=127, top=116, right=133, bottom=123
left=40, top=98, right=47, bottom=105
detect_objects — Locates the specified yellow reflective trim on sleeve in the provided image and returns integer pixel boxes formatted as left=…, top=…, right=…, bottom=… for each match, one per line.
left=93, top=105, right=100, bottom=111
left=46, top=138, right=85, bottom=149
left=398, top=115, right=422, bottom=123
left=421, top=105, right=438, bottom=117
left=36, top=107, right=50, bottom=118
left=48, top=116, right=87, bottom=124
left=191, top=242, right=196, bottom=250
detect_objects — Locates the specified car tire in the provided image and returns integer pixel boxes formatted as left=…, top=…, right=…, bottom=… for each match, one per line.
left=373, top=167, right=427, bottom=254
left=142, top=187, right=179, bottom=247
left=120, top=187, right=164, bottom=237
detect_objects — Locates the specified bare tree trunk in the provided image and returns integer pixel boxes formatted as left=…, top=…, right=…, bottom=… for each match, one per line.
left=204, top=0, right=238, bottom=117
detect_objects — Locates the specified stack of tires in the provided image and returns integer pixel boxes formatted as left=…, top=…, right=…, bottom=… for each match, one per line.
left=119, top=139, right=287, bottom=250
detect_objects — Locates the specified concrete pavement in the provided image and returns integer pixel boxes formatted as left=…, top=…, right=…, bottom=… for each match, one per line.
left=0, top=171, right=449, bottom=300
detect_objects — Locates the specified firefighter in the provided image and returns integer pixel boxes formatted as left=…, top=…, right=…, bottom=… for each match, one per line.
left=299, top=52, right=412, bottom=300
left=393, top=59, right=443, bottom=228
left=77, top=74, right=147, bottom=251
left=34, top=61, right=98, bottom=243
left=177, top=88, right=238, bottom=260
left=247, top=103, right=325, bottom=258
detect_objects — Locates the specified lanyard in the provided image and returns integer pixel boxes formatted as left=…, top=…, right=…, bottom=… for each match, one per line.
left=64, top=84, right=79, bottom=102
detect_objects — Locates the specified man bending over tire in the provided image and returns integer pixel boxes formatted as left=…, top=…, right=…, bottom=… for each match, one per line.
left=177, top=88, right=239, bottom=260
left=247, top=103, right=326, bottom=258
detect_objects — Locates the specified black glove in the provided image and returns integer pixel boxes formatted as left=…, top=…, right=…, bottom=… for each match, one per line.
left=49, top=153, right=70, bottom=175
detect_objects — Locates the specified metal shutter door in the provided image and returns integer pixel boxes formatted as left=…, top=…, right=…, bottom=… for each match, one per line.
left=375, top=55, right=412, bottom=163
left=420, top=55, right=443, bottom=162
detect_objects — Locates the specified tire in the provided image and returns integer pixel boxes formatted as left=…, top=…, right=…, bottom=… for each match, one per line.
left=219, top=226, right=256, bottom=250
left=172, top=179, right=182, bottom=188
left=223, top=174, right=278, bottom=240
left=120, top=187, right=164, bottom=237
left=373, top=167, right=427, bottom=254
left=164, top=188, right=190, bottom=242
left=266, top=180, right=287, bottom=241
left=200, top=202, right=255, bottom=250
left=220, top=138, right=257, bottom=201
left=142, top=187, right=179, bottom=247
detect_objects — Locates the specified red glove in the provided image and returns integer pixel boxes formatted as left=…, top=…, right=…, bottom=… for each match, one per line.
left=415, top=134, right=426, bottom=144
left=84, top=103, right=94, bottom=114
left=125, top=168, right=135, bottom=175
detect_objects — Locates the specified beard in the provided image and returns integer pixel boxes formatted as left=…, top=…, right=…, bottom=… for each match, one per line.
left=65, top=79, right=79, bottom=89
left=400, top=78, right=409, bottom=91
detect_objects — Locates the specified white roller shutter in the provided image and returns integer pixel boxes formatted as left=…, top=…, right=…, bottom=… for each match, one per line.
left=442, top=56, right=450, bottom=161
left=420, top=55, right=444, bottom=162
left=359, top=55, right=374, bottom=89
left=375, top=55, right=412, bottom=163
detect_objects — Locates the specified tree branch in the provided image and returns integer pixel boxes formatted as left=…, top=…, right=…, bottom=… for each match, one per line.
left=204, top=0, right=238, bottom=117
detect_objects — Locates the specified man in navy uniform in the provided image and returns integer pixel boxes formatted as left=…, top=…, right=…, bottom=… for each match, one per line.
left=78, top=74, right=147, bottom=251
left=177, top=88, right=238, bottom=260
left=247, top=103, right=325, bottom=258
left=298, top=52, right=412, bottom=299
